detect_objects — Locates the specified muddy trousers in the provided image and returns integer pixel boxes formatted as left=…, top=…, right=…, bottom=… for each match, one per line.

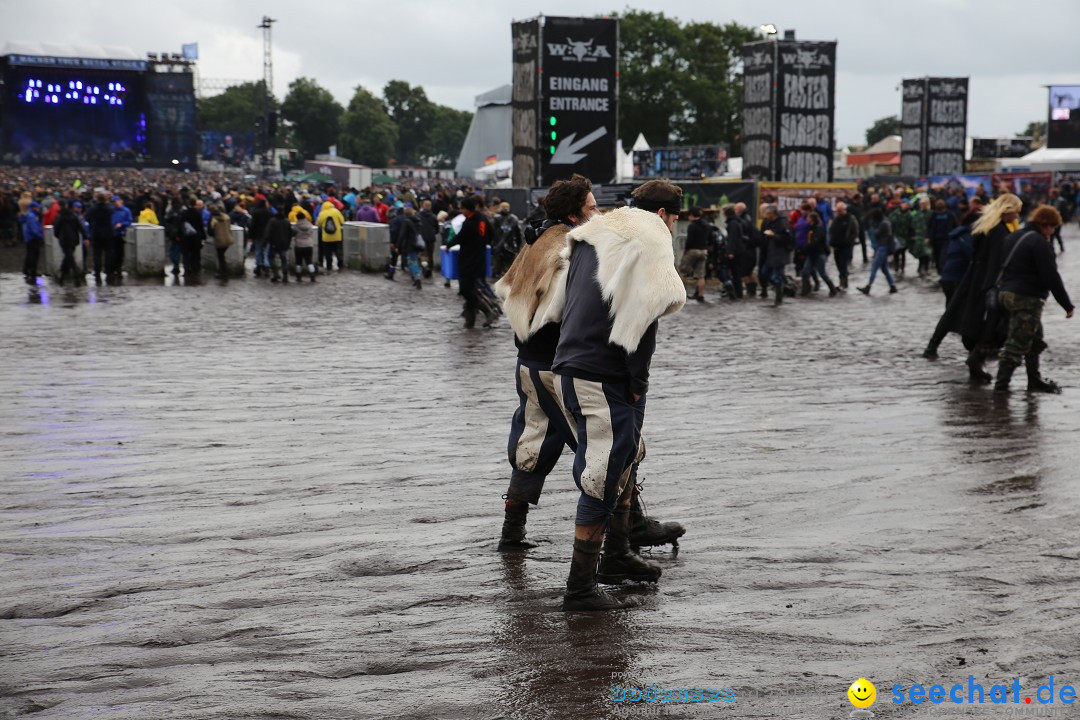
left=23, top=238, right=42, bottom=277
left=554, top=374, right=645, bottom=527
left=999, top=292, right=1047, bottom=367
left=505, top=359, right=578, bottom=505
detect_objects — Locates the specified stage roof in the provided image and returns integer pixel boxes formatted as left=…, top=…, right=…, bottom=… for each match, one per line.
left=0, top=41, right=142, bottom=61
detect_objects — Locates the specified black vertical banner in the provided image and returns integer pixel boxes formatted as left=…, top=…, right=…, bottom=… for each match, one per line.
left=511, top=19, right=540, bottom=188
left=925, top=77, right=967, bottom=175
left=775, top=40, right=836, bottom=182
left=539, top=16, right=618, bottom=187
left=900, top=78, right=926, bottom=176
left=740, top=41, right=775, bottom=180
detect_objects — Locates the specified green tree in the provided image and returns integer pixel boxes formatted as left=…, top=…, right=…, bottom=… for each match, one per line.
left=1018, top=121, right=1046, bottom=147
left=673, top=20, right=758, bottom=148
left=865, top=115, right=901, bottom=146
left=422, top=105, right=472, bottom=168
left=198, top=81, right=275, bottom=130
left=615, top=11, right=757, bottom=153
left=281, top=77, right=344, bottom=159
left=382, top=80, right=435, bottom=165
left=616, top=11, right=684, bottom=147
left=340, top=86, right=397, bottom=166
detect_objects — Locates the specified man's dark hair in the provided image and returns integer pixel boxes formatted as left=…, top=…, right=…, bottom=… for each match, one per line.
left=688, top=206, right=702, bottom=218
left=460, top=196, right=477, bottom=211
left=544, top=174, right=592, bottom=221
left=632, top=179, right=683, bottom=213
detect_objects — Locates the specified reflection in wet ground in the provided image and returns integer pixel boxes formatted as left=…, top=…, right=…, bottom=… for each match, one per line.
left=2, top=228, right=1080, bottom=719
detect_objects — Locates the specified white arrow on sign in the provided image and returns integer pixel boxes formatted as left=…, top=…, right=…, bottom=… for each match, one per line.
left=550, top=126, right=608, bottom=165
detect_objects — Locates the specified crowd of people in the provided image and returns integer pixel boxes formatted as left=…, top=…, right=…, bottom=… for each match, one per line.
left=681, top=177, right=1078, bottom=306
left=0, top=166, right=514, bottom=285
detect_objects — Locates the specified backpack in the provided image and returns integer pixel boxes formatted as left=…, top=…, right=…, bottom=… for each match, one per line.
left=323, top=216, right=337, bottom=235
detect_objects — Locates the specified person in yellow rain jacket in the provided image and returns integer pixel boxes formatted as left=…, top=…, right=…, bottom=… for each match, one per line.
left=316, top=200, right=346, bottom=271
left=137, top=201, right=159, bottom=225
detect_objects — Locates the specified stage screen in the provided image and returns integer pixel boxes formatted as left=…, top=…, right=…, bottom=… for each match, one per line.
left=1047, top=85, right=1080, bottom=149
left=2, top=66, right=147, bottom=165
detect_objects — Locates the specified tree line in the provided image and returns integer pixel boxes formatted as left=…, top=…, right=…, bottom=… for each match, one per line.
left=197, top=78, right=472, bottom=169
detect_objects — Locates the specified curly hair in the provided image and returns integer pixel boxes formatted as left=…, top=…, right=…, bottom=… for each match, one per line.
left=543, top=174, right=592, bottom=221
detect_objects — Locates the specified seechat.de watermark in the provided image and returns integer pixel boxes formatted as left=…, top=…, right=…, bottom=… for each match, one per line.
left=891, top=676, right=1076, bottom=707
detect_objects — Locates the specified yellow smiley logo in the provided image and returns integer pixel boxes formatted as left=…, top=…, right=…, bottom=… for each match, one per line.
left=848, top=678, right=877, bottom=708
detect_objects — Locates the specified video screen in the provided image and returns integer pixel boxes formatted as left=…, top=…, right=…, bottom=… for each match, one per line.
left=2, top=66, right=147, bottom=165
left=1047, top=85, right=1080, bottom=149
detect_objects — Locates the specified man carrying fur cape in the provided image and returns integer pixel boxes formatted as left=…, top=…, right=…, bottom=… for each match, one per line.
left=494, top=176, right=686, bottom=565
left=553, top=179, right=687, bottom=611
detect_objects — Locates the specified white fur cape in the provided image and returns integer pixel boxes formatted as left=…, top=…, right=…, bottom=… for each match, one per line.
left=553, top=207, right=686, bottom=353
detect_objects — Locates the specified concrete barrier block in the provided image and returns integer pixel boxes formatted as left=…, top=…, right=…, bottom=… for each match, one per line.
left=132, top=224, right=167, bottom=276
left=343, top=221, right=390, bottom=272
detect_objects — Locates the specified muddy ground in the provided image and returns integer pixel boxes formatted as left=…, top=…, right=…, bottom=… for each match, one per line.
left=2, top=227, right=1080, bottom=720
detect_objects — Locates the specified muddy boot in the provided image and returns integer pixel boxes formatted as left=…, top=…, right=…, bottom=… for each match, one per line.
left=563, top=538, right=642, bottom=611
left=497, top=500, right=539, bottom=551
left=922, top=339, right=940, bottom=360
left=760, top=284, right=768, bottom=299
left=629, top=489, right=685, bottom=551
left=827, top=280, right=839, bottom=297
left=597, top=506, right=662, bottom=585
left=745, top=281, right=757, bottom=297
left=773, top=282, right=783, bottom=306
left=840, top=276, right=848, bottom=289
left=1025, top=353, right=1062, bottom=394
left=308, top=264, right=317, bottom=282
left=994, top=361, right=1018, bottom=394
left=464, top=307, right=477, bottom=329
left=966, top=349, right=993, bottom=384
left=800, top=277, right=812, bottom=296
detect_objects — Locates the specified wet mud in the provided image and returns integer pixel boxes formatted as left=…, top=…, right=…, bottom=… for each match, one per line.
left=2, top=227, right=1080, bottom=719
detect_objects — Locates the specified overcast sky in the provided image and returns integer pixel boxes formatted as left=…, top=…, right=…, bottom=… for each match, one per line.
left=4, top=0, right=1077, bottom=147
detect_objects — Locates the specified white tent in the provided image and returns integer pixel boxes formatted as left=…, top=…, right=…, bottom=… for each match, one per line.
left=455, top=85, right=512, bottom=179
left=998, top=146, right=1080, bottom=172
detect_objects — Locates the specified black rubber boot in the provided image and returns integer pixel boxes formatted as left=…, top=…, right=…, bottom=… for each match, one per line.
left=464, top=307, right=476, bottom=329
left=966, top=349, right=993, bottom=384
left=800, top=277, right=812, bottom=296
left=994, top=362, right=1018, bottom=394
left=922, top=342, right=939, bottom=360
left=1025, top=353, right=1062, bottom=394
left=629, top=488, right=685, bottom=551
left=563, top=538, right=642, bottom=611
left=498, top=501, right=539, bottom=551
left=773, top=282, right=783, bottom=306
left=597, top=506, right=662, bottom=585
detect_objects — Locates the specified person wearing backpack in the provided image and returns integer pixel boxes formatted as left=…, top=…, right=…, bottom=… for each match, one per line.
left=993, top=205, right=1074, bottom=394
left=291, top=202, right=318, bottom=282
left=316, top=199, right=345, bottom=272
left=921, top=194, right=1022, bottom=373
left=208, top=204, right=234, bottom=279
left=492, top=202, right=523, bottom=280
left=179, top=196, right=206, bottom=280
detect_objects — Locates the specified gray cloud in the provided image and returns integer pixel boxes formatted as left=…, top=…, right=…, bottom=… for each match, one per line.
left=3, top=0, right=1077, bottom=146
